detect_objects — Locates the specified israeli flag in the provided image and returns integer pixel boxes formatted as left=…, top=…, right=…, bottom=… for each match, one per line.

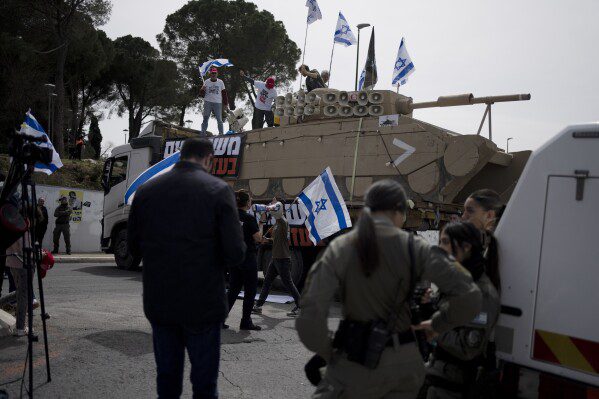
left=334, top=13, right=357, bottom=46
left=124, top=151, right=180, bottom=205
left=392, top=38, right=415, bottom=87
left=199, top=58, right=234, bottom=76
left=306, top=0, right=322, bottom=25
left=297, top=167, right=352, bottom=245
left=358, top=69, right=366, bottom=91
left=19, top=111, right=63, bottom=175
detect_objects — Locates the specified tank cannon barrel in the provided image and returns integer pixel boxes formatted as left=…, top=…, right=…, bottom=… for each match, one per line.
left=398, top=93, right=531, bottom=114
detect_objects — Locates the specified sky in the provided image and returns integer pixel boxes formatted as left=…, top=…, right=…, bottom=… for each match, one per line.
left=99, top=0, right=599, bottom=153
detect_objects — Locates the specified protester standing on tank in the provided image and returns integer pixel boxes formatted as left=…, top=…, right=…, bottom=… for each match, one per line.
left=321, top=70, right=330, bottom=86
left=128, top=137, right=246, bottom=398
left=253, top=201, right=302, bottom=317
left=299, top=64, right=326, bottom=92
left=418, top=222, right=501, bottom=399
left=53, top=196, right=72, bottom=255
left=225, top=190, right=264, bottom=331
left=296, top=179, right=482, bottom=399
left=239, top=70, right=277, bottom=129
left=200, top=67, right=227, bottom=135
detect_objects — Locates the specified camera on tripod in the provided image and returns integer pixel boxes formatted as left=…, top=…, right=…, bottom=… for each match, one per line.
left=8, top=132, right=53, bottom=166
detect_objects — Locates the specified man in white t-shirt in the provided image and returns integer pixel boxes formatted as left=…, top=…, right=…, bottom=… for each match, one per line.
left=200, top=67, right=226, bottom=135
left=240, top=70, right=277, bottom=129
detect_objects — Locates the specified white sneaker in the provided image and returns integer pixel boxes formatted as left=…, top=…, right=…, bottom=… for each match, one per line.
left=13, top=328, right=27, bottom=337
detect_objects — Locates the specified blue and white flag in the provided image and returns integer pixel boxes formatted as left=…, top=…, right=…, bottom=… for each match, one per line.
left=334, top=12, right=357, bottom=47
left=297, top=167, right=352, bottom=245
left=306, top=0, right=322, bottom=25
left=392, top=38, right=415, bottom=87
left=19, top=111, right=63, bottom=175
left=124, top=151, right=181, bottom=205
left=358, top=70, right=366, bottom=91
left=199, top=58, right=234, bottom=77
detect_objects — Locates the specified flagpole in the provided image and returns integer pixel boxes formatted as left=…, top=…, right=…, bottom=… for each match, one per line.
left=299, top=22, right=309, bottom=91
left=327, top=40, right=336, bottom=87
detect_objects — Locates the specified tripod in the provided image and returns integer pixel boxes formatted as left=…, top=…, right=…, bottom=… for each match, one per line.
left=1, top=156, right=52, bottom=398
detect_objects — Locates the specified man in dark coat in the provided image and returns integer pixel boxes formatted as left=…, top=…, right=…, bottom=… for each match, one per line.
left=128, top=137, right=246, bottom=399
left=36, top=197, right=49, bottom=245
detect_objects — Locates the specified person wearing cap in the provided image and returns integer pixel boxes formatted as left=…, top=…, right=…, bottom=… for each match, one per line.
left=299, top=64, right=326, bottom=92
left=53, top=196, right=72, bottom=254
left=240, top=70, right=278, bottom=129
left=200, top=67, right=226, bottom=135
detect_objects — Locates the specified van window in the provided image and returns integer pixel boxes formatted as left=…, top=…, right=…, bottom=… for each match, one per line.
left=110, top=156, right=128, bottom=188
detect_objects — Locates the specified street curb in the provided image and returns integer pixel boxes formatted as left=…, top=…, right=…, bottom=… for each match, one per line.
left=55, top=256, right=115, bottom=264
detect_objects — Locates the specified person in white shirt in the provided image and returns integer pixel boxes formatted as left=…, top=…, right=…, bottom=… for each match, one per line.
left=200, top=67, right=226, bottom=135
left=240, top=70, right=277, bottom=129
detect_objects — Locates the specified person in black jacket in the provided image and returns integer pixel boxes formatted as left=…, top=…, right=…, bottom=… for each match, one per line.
left=128, top=137, right=246, bottom=399
left=35, top=197, right=49, bottom=245
left=225, top=190, right=264, bottom=331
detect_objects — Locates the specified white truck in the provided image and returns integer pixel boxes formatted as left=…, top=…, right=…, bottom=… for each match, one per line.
left=494, top=123, right=599, bottom=397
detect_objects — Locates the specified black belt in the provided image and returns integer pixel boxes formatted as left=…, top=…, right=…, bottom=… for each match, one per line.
left=385, top=330, right=416, bottom=347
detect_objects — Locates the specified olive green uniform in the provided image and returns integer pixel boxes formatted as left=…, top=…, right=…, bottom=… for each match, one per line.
left=53, top=204, right=72, bottom=253
left=296, top=216, right=483, bottom=399
left=423, top=273, right=500, bottom=399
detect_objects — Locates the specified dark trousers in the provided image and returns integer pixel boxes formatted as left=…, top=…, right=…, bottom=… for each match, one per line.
left=227, top=254, right=258, bottom=322
left=36, top=225, right=47, bottom=246
left=53, top=223, right=70, bottom=252
left=252, top=108, right=274, bottom=129
left=257, top=258, right=301, bottom=307
left=151, top=322, right=221, bottom=399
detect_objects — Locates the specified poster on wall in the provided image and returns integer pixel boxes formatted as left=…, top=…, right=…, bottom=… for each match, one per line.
left=59, top=189, right=91, bottom=223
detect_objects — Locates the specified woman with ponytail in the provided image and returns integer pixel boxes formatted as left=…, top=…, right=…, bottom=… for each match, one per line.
left=419, top=222, right=501, bottom=398
left=297, top=179, right=482, bottom=398
left=224, top=190, right=263, bottom=331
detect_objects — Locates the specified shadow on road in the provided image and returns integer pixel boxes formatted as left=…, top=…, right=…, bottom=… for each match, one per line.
left=73, top=265, right=142, bottom=281
left=84, top=329, right=153, bottom=357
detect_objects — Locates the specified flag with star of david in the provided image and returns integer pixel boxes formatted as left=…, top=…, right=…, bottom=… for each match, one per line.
left=306, top=0, right=322, bottom=25
left=297, top=167, right=352, bottom=245
left=392, top=38, right=415, bottom=87
left=334, top=12, right=357, bottom=46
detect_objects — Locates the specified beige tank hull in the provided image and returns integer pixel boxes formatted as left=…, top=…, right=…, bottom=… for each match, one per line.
left=228, top=113, right=529, bottom=229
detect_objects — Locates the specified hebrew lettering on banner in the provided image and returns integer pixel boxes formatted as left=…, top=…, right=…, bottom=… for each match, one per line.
left=163, top=133, right=246, bottom=178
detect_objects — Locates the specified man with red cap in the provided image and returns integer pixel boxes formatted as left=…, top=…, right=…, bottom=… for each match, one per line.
left=200, top=67, right=226, bottom=135
left=240, top=70, right=278, bottom=129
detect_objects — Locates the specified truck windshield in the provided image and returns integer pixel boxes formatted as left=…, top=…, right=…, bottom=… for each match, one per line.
left=110, top=156, right=128, bottom=188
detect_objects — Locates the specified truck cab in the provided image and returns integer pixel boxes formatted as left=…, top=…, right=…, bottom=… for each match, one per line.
left=101, top=122, right=196, bottom=269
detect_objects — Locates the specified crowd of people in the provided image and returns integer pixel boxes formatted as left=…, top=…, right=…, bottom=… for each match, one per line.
left=127, top=137, right=506, bottom=399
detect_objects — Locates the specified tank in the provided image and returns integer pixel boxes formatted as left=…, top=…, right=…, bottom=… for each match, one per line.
left=232, top=89, right=531, bottom=230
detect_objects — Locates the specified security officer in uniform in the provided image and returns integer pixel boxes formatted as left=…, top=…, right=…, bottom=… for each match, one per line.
left=53, top=196, right=72, bottom=254
left=419, top=222, right=501, bottom=399
left=296, top=180, right=482, bottom=399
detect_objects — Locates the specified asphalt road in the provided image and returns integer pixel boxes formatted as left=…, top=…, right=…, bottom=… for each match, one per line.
left=0, top=263, right=341, bottom=398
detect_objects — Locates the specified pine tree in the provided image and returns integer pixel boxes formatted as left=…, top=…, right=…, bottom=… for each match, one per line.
left=88, top=115, right=102, bottom=159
